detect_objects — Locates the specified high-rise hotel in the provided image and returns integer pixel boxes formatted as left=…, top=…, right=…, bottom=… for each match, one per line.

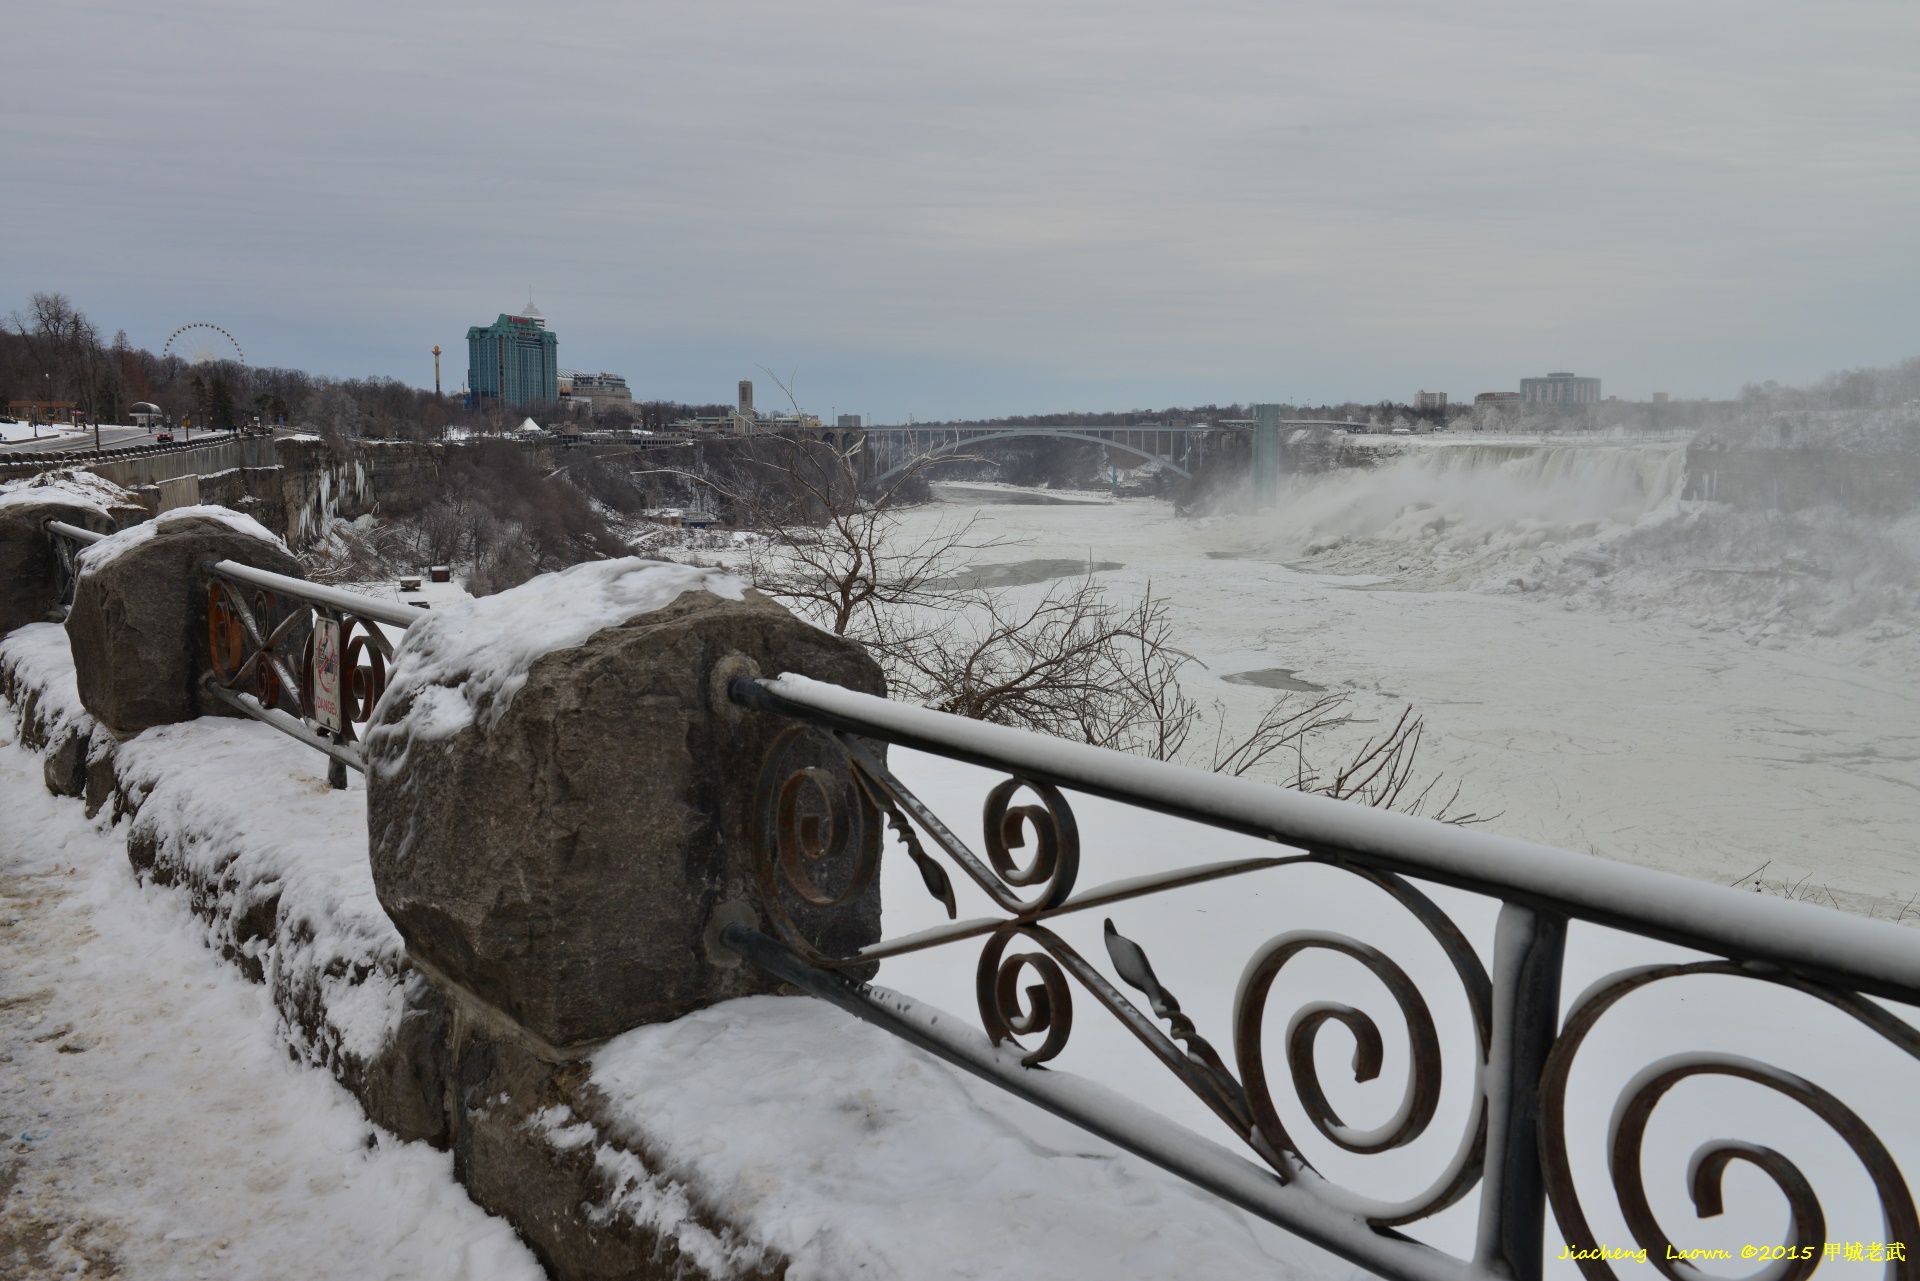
left=468, top=302, right=558, bottom=407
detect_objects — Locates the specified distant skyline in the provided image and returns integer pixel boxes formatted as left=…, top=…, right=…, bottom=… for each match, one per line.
left=4, top=0, right=1916, bottom=421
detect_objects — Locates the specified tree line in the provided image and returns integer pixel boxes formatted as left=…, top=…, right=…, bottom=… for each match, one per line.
left=0, top=293, right=739, bottom=443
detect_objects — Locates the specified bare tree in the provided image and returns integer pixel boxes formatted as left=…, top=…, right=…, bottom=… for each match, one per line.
left=652, top=431, right=1000, bottom=638
left=664, top=383, right=1486, bottom=823
left=881, top=579, right=1196, bottom=755
left=882, top=573, right=1486, bottom=821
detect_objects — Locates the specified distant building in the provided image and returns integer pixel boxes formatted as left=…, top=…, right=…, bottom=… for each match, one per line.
left=836, top=414, right=862, bottom=430
left=670, top=382, right=819, bottom=435
left=1474, top=392, right=1521, bottom=409
left=565, top=371, right=633, bottom=416
left=467, top=305, right=558, bottom=407
left=6, top=400, right=81, bottom=425
left=1520, top=371, right=1601, bottom=407
left=1651, top=392, right=1670, bottom=404
left=1413, top=391, right=1448, bottom=413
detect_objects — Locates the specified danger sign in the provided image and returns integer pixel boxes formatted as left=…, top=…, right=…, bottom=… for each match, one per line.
left=312, top=617, right=343, bottom=732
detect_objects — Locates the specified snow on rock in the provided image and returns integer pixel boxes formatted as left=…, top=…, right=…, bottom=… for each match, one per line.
left=0, top=621, right=91, bottom=746
left=369, top=556, right=746, bottom=748
left=109, top=715, right=434, bottom=1117
left=586, top=995, right=1331, bottom=1281
left=0, top=466, right=141, bottom=519
left=76, top=502, right=289, bottom=575
left=521, top=1103, right=777, bottom=1278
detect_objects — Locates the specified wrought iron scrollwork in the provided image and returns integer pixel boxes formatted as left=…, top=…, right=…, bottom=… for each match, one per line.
left=1540, top=961, right=1920, bottom=1281
left=730, top=673, right=1920, bottom=1280
left=746, top=722, right=1497, bottom=1228
left=205, top=572, right=394, bottom=746
left=977, top=929, right=1073, bottom=1066
left=746, top=725, right=883, bottom=968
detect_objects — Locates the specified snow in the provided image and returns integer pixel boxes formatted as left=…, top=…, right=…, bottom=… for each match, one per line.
left=887, top=459, right=1920, bottom=918
left=0, top=701, right=543, bottom=1279
left=585, top=995, right=1337, bottom=1281
left=0, top=469, right=139, bottom=520
left=76, top=504, right=288, bottom=576
left=0, top=624, right=90, bottom=740
left=523, top=1104, right=772, bottom=1277
left=110, top=716, right=414, bottom=1066
left=367, top=557, right=745, bottom=749
left=0, top=420, right=86, bottom=444
left=1, top=607, right=1349, bottom=1281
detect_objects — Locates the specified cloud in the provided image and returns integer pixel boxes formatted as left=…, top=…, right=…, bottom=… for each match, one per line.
left=2, top=0, right=1915, bottom=416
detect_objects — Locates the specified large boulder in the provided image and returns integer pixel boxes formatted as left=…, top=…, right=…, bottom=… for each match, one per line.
left=365, top=559, right=885, bottom=1050
left=66, top=506, right=305, bottom=738
left=0, top=472, right=144, bottom=635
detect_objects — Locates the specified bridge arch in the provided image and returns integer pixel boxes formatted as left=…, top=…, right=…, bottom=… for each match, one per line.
left=873, top=428, right=1192, bottom=485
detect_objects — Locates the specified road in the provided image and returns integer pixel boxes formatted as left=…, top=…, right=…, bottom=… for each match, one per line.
left=0, top=425, right=155, bottom=454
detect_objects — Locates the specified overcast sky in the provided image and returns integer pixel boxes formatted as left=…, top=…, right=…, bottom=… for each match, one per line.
left=4, top=0, right=1916, bottom=419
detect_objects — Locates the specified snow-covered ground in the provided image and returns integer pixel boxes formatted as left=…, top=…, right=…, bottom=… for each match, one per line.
left=0, top=719, right=544, bottom=1280
left=0, top=627, right=1356, bottom=1281
left=5, top=439, right=1917, bottom=1276
left=0, top=420, right=82, bottom=445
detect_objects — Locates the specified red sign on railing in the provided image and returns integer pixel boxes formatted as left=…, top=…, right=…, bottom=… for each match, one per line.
left=312, top=617, right=343, bottom=732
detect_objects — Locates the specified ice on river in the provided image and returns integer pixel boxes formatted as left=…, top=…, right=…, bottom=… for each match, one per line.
left=869, top=447, right=1920, bottom=1266
left=886, top=449, right=1920, bottom=915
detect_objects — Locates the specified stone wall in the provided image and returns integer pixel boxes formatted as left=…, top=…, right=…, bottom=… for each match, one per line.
left=6, top=435, right=564, bottom=550
left=1, top=546, right=881, bottom=1279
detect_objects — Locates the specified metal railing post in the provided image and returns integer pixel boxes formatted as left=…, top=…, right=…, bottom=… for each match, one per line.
left=1475, top=902, right=1568, bottom=1281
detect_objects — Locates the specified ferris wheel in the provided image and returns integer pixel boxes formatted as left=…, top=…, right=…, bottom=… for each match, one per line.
left=161, top=322, right=246, bottom=367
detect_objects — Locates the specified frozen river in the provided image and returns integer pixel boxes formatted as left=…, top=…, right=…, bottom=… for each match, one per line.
left=896, top=448, right=1920, bottom=916
left=867, top=446, right=1920, bottom=1267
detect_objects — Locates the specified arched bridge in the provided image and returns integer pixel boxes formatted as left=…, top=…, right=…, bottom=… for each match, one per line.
left=864, top=423, right=1212, bottom=484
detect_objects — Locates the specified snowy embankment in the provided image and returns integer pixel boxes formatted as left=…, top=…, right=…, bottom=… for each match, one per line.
left=0, top=624, right=1343, bottom=1280
left=0, top=627, right=543, bottom=1280
left=0, top=421, right=86, bottom=445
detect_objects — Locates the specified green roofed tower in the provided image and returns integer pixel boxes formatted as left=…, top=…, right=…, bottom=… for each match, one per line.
left=468, top=302, right=558, bottom=407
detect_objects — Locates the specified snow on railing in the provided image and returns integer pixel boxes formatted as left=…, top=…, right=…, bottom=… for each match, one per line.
left=725, top=672, right=1920, bottom=1281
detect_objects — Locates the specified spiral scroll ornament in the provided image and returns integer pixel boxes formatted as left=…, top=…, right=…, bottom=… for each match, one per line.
left=747, top=726, right=883, bottom=967
left=746, top=724, right=1499, bottom=1228
left=977, top=929, right=1074, bottom=1066
left=1540, top=962, right=1920, bottom=1281
left=982, top=777, right=1080, bottom=912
